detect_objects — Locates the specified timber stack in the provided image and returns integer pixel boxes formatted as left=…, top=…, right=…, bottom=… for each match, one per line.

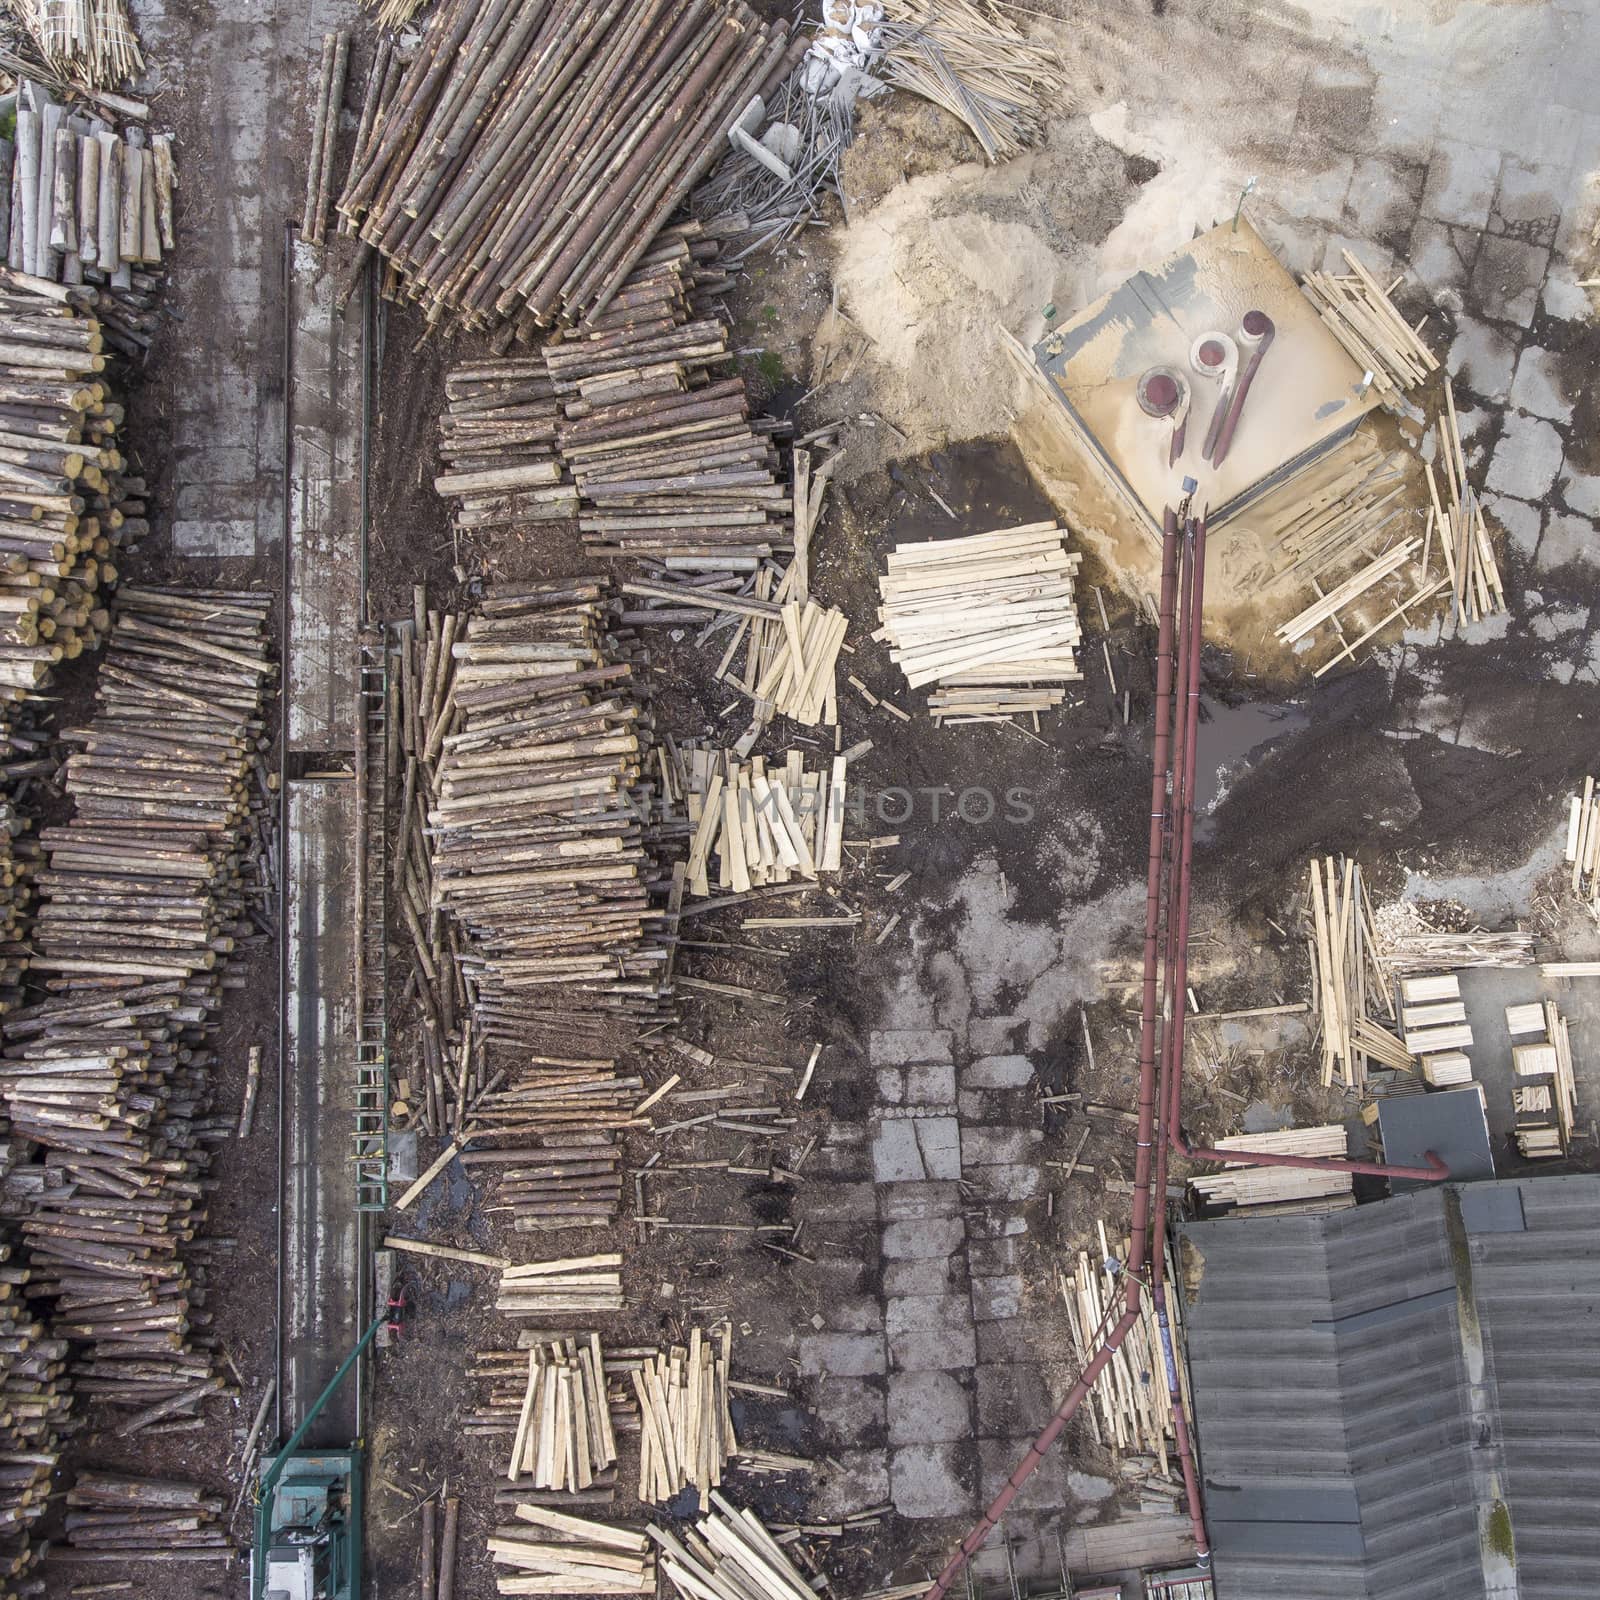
left=1192, top=1127, right=1356, bottom=1213
left=427, top=581, right=672, bottom=1049
left=492, top=1506, right=655, bottom=1595
left=651, top=1496, right=815, bottom=1600
left=336, top=0, right=794, bottom=332
left=496, top=1254, right=625, bottom=1319
left=0, top=588, right=273, bottom=1413
left=60, top=1470, right=230, bottom=1560
left=633, top=1326, right=736, bottom=1504
left=501, top=1335, right=620, bottom=1492
left=3, top=83, right=175, bottom=350
left=876, top=522, right=1083, bottom=724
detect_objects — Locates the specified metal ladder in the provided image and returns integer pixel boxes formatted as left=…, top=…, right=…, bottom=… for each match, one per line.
left=352, top=638, right=390, bottom=1211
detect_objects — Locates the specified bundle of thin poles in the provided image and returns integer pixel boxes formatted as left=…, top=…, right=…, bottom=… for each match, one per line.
left=877, top=0, right=1065, bottom=163
left=13, top=0, right=144, bottom=91
left=336, top=0, right=796, bottom=332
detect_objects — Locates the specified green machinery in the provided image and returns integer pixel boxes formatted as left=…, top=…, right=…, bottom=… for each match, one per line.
left=252, top=1312, right=386, bottom=1600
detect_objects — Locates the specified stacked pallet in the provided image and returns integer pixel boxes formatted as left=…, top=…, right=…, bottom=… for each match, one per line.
left=61, top=1471, right=230, bottom=1558
left=428, top=581, right=672, bottom=1046
left=5, top=87, right=174, bottom=319
left=633, top=1326, right=737, bottom=1504
left=0, top=588, right=273, bottom=1408
left=496, top=1255, right=625, bottom=1319
left=1058, top=1227, right=1184, bottom=1468
left=1509, top=1000, right=1577, bottom=1159
left=503, top=1336, right=619, bottom=1491
left=336, top=0, right=791, bottom=330
left=1300, top=252, right=1438, bottom=407
left=1302, top=856, right=1408, bottom=1089
left=875, top=522, right=1083, bottom=721
left=436, top=360, right=574, bottom=536
left=1192, top=1126, right=1354, bottom=1212
left=674, top=743, right=844, bottom=897
left=652, top=1494, right=815, bottom=1600
left=493, top=1507, right=655, bottom=1596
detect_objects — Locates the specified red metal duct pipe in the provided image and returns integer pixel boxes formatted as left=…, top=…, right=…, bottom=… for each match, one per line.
left=1209, top=311, right=1275, bottom=469
left=919, top=508, right=1184, bottom=1600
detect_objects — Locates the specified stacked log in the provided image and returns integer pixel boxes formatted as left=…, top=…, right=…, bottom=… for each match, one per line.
left=335, top=0, right=791, bottom=330
left=4, top=84, right=174, bottom=338
left=495, top=1254, right=624, bottom=1319
left=0, top=588, right=274, bottom=1405
left=60, top=1471, right=230, bottom=1559
left=0, top=280, right=144, bottom=695
left=0, top=795, right=39, bottom=1016
left=428, top=582, right=672, bottom=1046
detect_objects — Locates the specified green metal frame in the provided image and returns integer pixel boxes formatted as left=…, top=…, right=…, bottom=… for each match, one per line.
left=252, top=1310, right=387, bottom=1600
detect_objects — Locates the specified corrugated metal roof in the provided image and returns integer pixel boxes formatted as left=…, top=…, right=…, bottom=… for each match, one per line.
left=1178, top=1176, right=1600, bottom=1600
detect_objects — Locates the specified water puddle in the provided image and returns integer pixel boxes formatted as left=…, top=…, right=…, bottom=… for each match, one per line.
left=1194, top=695, right=1309, bottom=840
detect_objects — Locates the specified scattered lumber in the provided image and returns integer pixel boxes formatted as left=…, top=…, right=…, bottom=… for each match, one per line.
left=1300, top=252, right=1438, bottom=406
left=425, top=581, right=673, bottom=1050
left=496, top=1255, right=624, bottom=1319
left=1300, top=856, right=1406, bottom=1088
left=492, top=1507, right=655, bottom=1596
left=633, top=1326, right=736, bottom=1505
left=337, top=0, right=791, bottom=330
left=0, top=588, right=273, bottom=1407
left=1193, top=1126, right=1353, bottom=1211
left=875, top=521, right=1083, bottom=719
left=1428, top=378, right=1504, bottom=632
left=1375, top=928, right=1534, bottom=975
left=11, top=0, right=144, bottom=91
left=878, top=0, right=1065, bottom=163
left=1564, top=775, right=1600, bottom=907
left=61, top=1472, right=230, bottom=1556
left=652, top=1494, right=814, bottom=1600
left=1058, top=1228, right=1184, bottom=1469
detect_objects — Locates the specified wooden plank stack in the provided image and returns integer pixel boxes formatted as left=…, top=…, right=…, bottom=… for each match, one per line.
left=875, top=521, right=1083, bottom=722
left=504, top=1336, right=620, bottom=1492
left=1564, top=775, right=1600, bottom=907
left=674, top=742, right=843, bottom=898
left=1301, top=856, right=1408, bottom=1089
left=492, top=1506, right=655, bottom=1596
left=1376, top=928, right=1534, bottom=975
left=61, top=1471, right=230, bottom=1558
left=632, top=1325, right=736, bottom=1505
left=1510, top=1000, right=1576, bottom=1159
left=1058, top=1226, right=1184, bottom=1468
left=336, top=0, right=792, bottom=331
left=1300, top=251, right=1438, bottom=407
left=0, top=588, right=273, bottom=1408
left=1192, top=1126, right=1355, bottom=1211
left=652, top=1493, right=815, bottom=1600
left=1402, top=975, right=1474, bottom=1085
left=427, top=581, right=672, bottom=1047
left=1424, top=378, right=1504, bottom=632
left=496, top=1254, right=624, bottom=1319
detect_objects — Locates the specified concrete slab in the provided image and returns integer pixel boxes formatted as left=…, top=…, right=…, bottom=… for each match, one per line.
left=1487, top=412, right=1565, bottom=502
left=887, top=1369, right=972, bottom=1445
left=970, top=1274, right=1025, bottom=1322
left=1470, top=234, right=1550, bottom=327
left=963, top=1054, right=1034, bottom=1089
left=1536, top=511, right=1599, bottom=572
left=881, top=1216, right=966, bottom=1261
left=884, top=1255, right=968, bottom=1299
left=173, top=517, right=259, bottom=557
left=1559, top=470, right=1600, bottom=519
left=798, top=1332, right=887, bottom=1378
left=869, top=1029, right=954, bottom=1065
left=904, top=1061, right=957, bottom=1106
left=879, top=1180, right=962, bottom=1220
left=1447, top=316, right=1517, bottom=402
left=890, top=1442, right=976, bottom=1519
left=812, top=1378, right=886, bottom=1444
left=1486, top=495, right=1541, bottom=560
left=1344, top=154, right=1424, bottom=239
left=1508, top=346, right=1575, bottom=423
left=975, top=1363, right=1052, bottom=1436
left=1490, top=155, right=1565, bottom=246
left=871, top=1116, right=961, bottom=1182
left=960, top=1126, right=1043, bottom=1166
left=1421, top=137, right=1501, bottom=230
left=813, top=1449, right=891, bottom=1518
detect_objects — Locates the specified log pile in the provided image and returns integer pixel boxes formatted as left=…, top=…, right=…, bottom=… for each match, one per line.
left=633, top=1325, right=736, bottom=1504
left=1300, top=855, right=1409, bottom=1088
left=1300, top=251, right=1438, bottom=407
left=0, top=280, right=146, bottom=697
left=875, top=521, right=1083, bottom=722
left=335, top=0, right=791, bottom=331
left=0, top=588, right=273, bottom=1405
left=0, top=795, right=40, bottom=1015
left=428, top=582, right=671, bottom=1045
left=493, top=1506, right=655, bottom=1596
left=496, top=1254, right=624, bottom=1319
left=1058, top=1228, right=1186, bottom=1468
left=1192, top=1126, right=1355, bottom=1212
left=61, top=1471, right=230, bottom=1558
left=673, top=742, right=844, bottom=897
left=651, top=1495, right=814, bottom=1600
left=503, top=1335, right=619, bottom=1492
left=301, top=31, right=351, bottom=251
left=5, top=84, right=174, bottom=332
left=0, top=1236, right=67, bottom=1584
